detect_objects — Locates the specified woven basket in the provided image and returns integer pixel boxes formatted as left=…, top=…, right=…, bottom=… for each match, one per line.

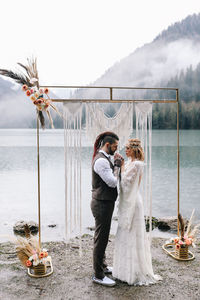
left=175, top=245, right=188, bottom=259
left=33, top=263, right=47, bottom=276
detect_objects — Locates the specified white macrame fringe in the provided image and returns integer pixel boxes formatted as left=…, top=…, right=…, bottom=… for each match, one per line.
left=85, top=102, right=134, bottom=149
left=63, top=102, right=82, bottom=256
left=136, top=102, right=153, bottom=243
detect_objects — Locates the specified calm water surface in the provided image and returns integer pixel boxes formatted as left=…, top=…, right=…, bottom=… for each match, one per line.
left=0, top=129, right=200, bottom=242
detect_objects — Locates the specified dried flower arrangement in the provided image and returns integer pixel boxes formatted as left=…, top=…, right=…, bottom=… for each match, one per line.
left=0, top=57, right=62, bottom=129
left=171, top=210, right=200, bottom=250
left=15, top=225, right=50, bottom=274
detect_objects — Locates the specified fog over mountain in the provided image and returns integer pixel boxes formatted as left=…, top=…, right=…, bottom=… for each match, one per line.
left=74, top=13, right=200, bottom=100
left=0, top=77, right=36, bottom=128
left=1, top=13, right=200, bottom=128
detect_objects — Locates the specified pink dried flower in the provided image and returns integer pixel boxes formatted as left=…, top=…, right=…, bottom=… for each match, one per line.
left=185, top=239, right=192, bottom=246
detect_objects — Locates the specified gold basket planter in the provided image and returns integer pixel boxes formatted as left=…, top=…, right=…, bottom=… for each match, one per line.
left=175, top=245, right=188, bottom=259
left=33, top=263, right=47, bottom=276
left=28, top=256, right=53, bottom=278
left=162, top=243, right=194, bottom=261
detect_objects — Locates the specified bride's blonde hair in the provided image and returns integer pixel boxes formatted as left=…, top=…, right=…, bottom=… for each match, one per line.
left=128, top=138, right=144, bottom=161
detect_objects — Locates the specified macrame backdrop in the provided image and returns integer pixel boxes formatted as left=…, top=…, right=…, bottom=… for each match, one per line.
left=63, top=101, right=153, bottom=242
left=63, top=102, right=83, bottom=242
left=85, top=103, right=133, bottom=149
left=135, top=102, right=153, bottom=242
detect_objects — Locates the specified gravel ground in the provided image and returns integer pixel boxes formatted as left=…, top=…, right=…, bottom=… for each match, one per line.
left=0, top=235, right=200, bottom=300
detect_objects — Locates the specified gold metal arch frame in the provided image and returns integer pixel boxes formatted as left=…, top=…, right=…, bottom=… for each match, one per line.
left=37, top=85, right=186, bottom=261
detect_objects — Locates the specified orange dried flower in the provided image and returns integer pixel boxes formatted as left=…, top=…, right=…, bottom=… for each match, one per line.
left=44, top=88, right=49, bottom=94
left=39, top=252, right=44, bottom=259
left=30, top=96, right=36, bottom=101
left=33, top=99, right=44, bottom=105
left=26, top=90, right=31, bottom=97
left=22, top=85, right=28, bottom=91
left=26, top=260, right=32, bottom=267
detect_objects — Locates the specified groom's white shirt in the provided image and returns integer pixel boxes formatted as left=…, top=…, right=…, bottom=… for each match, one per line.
left=94, top=150, right=118, bottom=188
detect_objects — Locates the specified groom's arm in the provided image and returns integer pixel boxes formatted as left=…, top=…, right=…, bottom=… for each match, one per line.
left=113, top=158, right=122, bottom=180
left=94, top=158, right=119, bottom=188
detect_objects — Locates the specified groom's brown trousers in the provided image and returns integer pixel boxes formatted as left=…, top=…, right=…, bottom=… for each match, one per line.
left=91, top=199, right=115, bottom=279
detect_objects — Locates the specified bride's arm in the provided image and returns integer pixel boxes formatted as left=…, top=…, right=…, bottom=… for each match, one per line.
left=120, top=161, right=144, bottom=190
left=120, top=163, right=137, bottom=190
left=138, top=174, right=142, bottom=186
left=118, top=162, right=140, bottom=231
left=137, top=162, right=144, bottom=187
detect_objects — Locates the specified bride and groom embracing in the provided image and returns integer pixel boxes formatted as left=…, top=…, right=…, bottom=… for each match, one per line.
left=90, top=131, right=162, bottom=287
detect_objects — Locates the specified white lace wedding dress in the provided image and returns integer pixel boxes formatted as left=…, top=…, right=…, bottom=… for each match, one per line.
left=113, top=159, right=162, bottom=285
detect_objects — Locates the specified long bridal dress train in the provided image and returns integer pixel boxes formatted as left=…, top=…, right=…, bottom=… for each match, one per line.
left=113, top=160, right=162, bottom=285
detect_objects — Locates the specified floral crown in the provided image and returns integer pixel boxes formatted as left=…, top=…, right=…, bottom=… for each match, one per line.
left=128, top=139, right=141, bottom=148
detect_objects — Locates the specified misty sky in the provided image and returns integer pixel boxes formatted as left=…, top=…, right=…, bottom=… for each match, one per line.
left=0, top=0, right=200, bottom=86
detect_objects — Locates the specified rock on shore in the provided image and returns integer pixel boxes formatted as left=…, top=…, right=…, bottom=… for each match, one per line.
left=13, top=220, right=38, bottom=235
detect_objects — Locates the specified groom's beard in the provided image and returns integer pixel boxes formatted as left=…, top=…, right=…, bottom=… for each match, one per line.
left=107, top=145, right=115, bottom=156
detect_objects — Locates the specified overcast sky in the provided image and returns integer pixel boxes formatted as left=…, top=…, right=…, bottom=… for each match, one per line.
left=0, top=0, right=200, bottom=86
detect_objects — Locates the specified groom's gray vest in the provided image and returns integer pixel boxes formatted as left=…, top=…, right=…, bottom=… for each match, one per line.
left=92, top=152, right=118, bottom=201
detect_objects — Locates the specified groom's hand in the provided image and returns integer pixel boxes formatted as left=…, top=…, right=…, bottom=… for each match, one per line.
left=114, top=153, right=124, bottom=167
left=114, top=158, right=123, bottom=167
left=113, top=158, right=122, bottom=180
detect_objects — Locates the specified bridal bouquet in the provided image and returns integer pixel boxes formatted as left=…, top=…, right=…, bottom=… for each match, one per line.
left=171, top=210, right=200, bottom=249
left=0, top=57, right=62, bottom=129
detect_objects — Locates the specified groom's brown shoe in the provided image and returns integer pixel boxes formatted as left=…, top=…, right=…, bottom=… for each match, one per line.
left=104, top=266, right=113, bottom=274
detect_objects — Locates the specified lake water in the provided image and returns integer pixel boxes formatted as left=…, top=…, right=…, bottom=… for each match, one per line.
left=0, top=129, right=200, bottom=242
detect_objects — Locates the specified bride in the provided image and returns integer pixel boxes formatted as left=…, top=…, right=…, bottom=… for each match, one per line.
left=113, top=138, right=162, bottom=285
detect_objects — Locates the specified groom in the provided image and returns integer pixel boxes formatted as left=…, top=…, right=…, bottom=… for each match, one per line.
left=91, top=131, right=123, bottom=287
